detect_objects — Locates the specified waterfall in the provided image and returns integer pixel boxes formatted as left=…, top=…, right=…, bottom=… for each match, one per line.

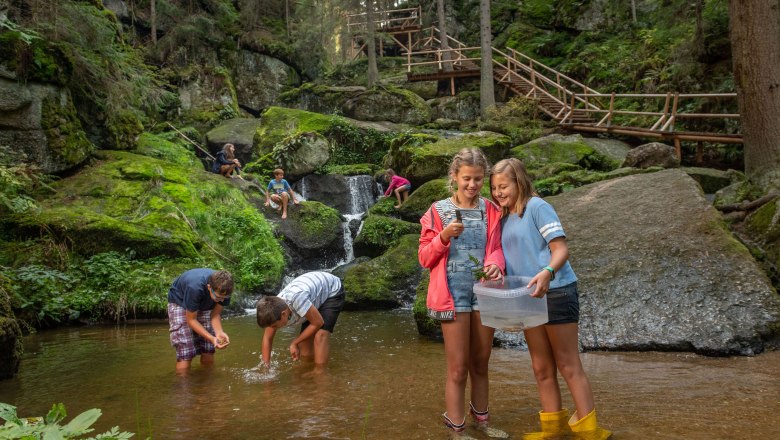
left=335, top=175, right=377, bottom=266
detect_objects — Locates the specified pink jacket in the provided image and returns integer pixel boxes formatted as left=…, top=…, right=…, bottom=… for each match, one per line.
left=384, top=175, right=411, bottom=196
left=418, top=198, right=505, bottom=318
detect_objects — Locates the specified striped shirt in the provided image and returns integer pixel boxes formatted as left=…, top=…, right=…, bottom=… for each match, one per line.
left=501, top=197, right=577, bottom=288
left=278, top=272, right=343, bottom=326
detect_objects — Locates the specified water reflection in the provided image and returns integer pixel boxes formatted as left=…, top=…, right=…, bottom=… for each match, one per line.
left=0, top=311, right=778, bottom=439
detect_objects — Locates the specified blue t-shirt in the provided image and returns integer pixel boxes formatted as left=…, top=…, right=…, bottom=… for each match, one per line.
left=267, top=179, right=291, bottom=195
left=167, top=268, right=231, bottom=311
left=501, top=197, right=577, bottom=288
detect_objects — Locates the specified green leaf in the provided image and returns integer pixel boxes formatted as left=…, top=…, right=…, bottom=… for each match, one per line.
left=61, top=408, right=101, bottom=436
left=0, top=402, right=22, bottom=426
left=45, top=403, right=66, bottom=425
left=43, top=424, right=66, bottom=440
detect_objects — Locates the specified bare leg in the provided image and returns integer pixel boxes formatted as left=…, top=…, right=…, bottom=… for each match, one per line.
left=312, top=330, right=331, bottom=365
left=546, top=323, right=595, bottom=418
left=468, top=312, right=495, bottom=412
left=175, top=359, right=192, bottom=373
left=394, top=188, right=403, bottom=208
left=524, top=325, right=563, bottom=412
left=200, top=353, right=215, bottom=367
left=441, top=314, right=472, bottom=424
left=402, top=189, right=410, bottom=203
left=280, top=192, right=290, bottom=219
left=271, top=194, right=282, bottom=210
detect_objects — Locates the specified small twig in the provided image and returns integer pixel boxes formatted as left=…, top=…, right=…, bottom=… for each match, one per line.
left=166, top=122, right=216, bottom=160
left=174, top=206, right=236, bottom=263
left=718, top=192, right=779, bottom=213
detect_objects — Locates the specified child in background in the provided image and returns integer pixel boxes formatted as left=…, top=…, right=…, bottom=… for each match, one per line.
left=383, top=169, right=412, bottom=209
left=167, top=268, right=233, bottom=373
left=490, top=158, right=611, bottom=440
left=256, top=271, right=344, bottom=366
left=265, top=168, right=298, bottom=219
left=418, top=148, right=507, bottom=439
left=213, top=143, right=242, bottom=178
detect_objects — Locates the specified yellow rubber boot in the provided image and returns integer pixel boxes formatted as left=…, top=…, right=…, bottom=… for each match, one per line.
left=568, top=409, right=612, bottom=440
left=522, top=409, right=570, bottom=440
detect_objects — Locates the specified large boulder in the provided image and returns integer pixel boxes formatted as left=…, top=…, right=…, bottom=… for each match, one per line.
left=581, top=137, right=632, bottom=168
left=343, top=234, right=423, bottom=309
left=552, top=169, right=780, bottom=355
left=352, top=215, right=421, bottom=258
left=0, top=78, right=94, bottom=173
left=295, top=174, right=379, bottom=215
left=744, top=195, right=780, bottom=285
left=205, top=118, right=263, bottom=165
left=622, top=141, right=680, bottom=169
left=232, top=50, right=300, bottom=114
left=279, top=84, right=366, bottom=115
left=343, top=86, right=432, bottom=125
left=264, top=200, right=345, bottom=270
left=428, top=93, right=481, bottom=121
left=510, top=133, right=619, bottom=171
left=388, top=131, right=511, bottom=188
left=178, top=67, right=240, bottom=132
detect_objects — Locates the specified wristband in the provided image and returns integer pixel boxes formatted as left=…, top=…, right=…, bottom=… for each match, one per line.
left=543, top=265, right=555, bottom=280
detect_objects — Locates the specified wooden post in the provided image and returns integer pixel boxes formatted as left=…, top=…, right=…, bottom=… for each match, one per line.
left=674, top=138, right=682, bottom=161
left=696, top=141, right=704, bottom=164
left=450, top=77, right=455, bottom=96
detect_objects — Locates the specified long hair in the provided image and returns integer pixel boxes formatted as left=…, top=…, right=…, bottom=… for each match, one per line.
left=448, top=148, right=491, bottom=204
left=222, top=143, right=235, bottom=160
left=491, top=158, right=535, bottom=217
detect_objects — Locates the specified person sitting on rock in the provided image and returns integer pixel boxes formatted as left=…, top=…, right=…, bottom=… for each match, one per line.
left=213, top=143, right=242, bottom=179
left=264, top=168, right=297, bottom=219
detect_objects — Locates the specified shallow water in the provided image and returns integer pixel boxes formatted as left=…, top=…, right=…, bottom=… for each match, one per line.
left=1, top=310, right=778, bottom=439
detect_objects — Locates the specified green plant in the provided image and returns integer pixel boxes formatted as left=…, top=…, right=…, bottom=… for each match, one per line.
left=0, top=402, right=134, bottom=439
left=469, top=254, right=489, bottom=281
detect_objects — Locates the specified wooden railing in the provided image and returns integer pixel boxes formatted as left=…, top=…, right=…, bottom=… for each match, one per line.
left=346, top=6, right=420, bottom=34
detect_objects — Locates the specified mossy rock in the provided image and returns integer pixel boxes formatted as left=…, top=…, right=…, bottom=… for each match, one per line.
left=393, top=178, right=451, bottom=222
left=342, top=85, right=433, bottom=125
left=511, top=134, right=617, bottom=171
left=412, top=271, right=442, bottom=340
left=278, top=83, right=365, bottom=115
left=39, top=90, right=95, bottom=171
left=533, top=166, right=663, bottom=197
left=5, top=150, right=284, bottom=293
left=402, top=132, right=511, bottom=188
left=274, top=200, right=343, bottom=253
left=321, top=163, right=381, bottom=176
left=681, top=167, right=737, bottom=194
left=133, top=132, right=200, bottom=168
left=713, top=179, right=763, bottom=210
left=0, top=31, right=63, bottom=83
left=343, top=234, right=422, bottom=309
left=352, top=215, right=421, bottom=258
left=745, top=197, right=780, bottom=281
left=254, top=106, right=340, bottom=153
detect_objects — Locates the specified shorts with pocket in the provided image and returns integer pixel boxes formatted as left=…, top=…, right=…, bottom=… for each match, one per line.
left=168, top=302, right=215, bottom=361
left=546, top=281, right=580, bottom=325
left=301, top=291, right=345, bottom=334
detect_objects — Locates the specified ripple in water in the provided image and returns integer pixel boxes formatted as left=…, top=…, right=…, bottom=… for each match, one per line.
left=234, top=365, right=278, bottom=384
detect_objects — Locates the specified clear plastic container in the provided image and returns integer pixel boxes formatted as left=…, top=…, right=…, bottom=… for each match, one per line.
left=474, top=276, right=549, bottom=331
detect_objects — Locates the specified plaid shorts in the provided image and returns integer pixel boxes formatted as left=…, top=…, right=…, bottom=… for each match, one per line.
left=168, top=302, right=215, bottom=361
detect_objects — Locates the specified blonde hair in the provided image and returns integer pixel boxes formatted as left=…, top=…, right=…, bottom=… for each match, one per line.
left=222, top=143, right=235, bottom=160
left=491, top=158, right=535, bottom=217
left=448, top=148, right=490, bottom=201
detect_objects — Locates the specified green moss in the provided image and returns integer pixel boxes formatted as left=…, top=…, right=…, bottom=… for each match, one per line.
left=290, top=201, right=342, bottom=246
left=40, top=94, right=95, bottom=167
left=412, top=271, right=441, bottom=339
left=394, top=178, right=451, bottom=221
left=134, top=132, right=199, bottom=167
left=321, top=163, right=381, bottom=176
left=343, top=234, right=421, bottom=309
left=0, top=31, right=62, bottom=83
left=255, top=106, right=341, bottom=152
left=353, top=215, right=421, bottom=257
left=106, top=109, right=145, bottom=150
left=746, top=197, right=780, bottom=242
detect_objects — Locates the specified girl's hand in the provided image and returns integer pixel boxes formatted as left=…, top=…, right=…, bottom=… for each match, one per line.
left=483, top=264, right=503, bottom=281
left=528, top=270, right=552, bottom=298
left=442, top=221, right=464, bottom=242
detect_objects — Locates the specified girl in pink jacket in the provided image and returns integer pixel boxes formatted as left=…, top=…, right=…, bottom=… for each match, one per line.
left=418, top=148, right=506, bottom=439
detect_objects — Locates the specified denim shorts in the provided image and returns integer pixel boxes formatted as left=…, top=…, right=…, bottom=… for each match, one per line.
left=546, top=281, right=580, bottom=325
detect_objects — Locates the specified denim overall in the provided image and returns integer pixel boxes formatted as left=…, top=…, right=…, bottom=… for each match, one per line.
left=434, top=198, right=487, bottom=317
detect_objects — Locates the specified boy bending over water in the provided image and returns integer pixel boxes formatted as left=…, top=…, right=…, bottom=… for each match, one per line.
left=256, top=271, right=344, bottom=366
left=167, top=269, right=233, bottom=372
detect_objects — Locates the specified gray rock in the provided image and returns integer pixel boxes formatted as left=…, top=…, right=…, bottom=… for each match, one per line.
left=582, top=137, right=632, bottom=165
left=551, top=169, right=780, bottom=355
left=233, top=50, right=300, bottom=113
left=428, top=95, right=481, bottom=121
left=623, top=142, right=680, bottom=168
left=0, top=77, right=32, bottom=112
left=205, top=118, right=263, bottom=165
left=295, top=174, right=352, bottom=214
left=278, top=132, right=331, bottom=178
left=103, top=0, right=130, bottom=21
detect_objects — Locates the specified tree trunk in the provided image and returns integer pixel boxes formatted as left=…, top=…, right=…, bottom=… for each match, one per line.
left=286, top=0, right=290, bottom=38
left=729, top=0, right=780, bottom=190
left=631, top=0, right=637, bottom=24
left=479, top=0, right=495, bottom=116
left=694, top=0, right=704, bottom=57
left=150, top=0, right=157, bottom=45
left=366, top=0, right=379, bottom=87
left=436, top=0, right=452, bottom=72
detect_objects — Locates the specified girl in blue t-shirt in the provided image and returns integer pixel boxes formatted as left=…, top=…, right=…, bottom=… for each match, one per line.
left=490, top=158, right=611, bottom=440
